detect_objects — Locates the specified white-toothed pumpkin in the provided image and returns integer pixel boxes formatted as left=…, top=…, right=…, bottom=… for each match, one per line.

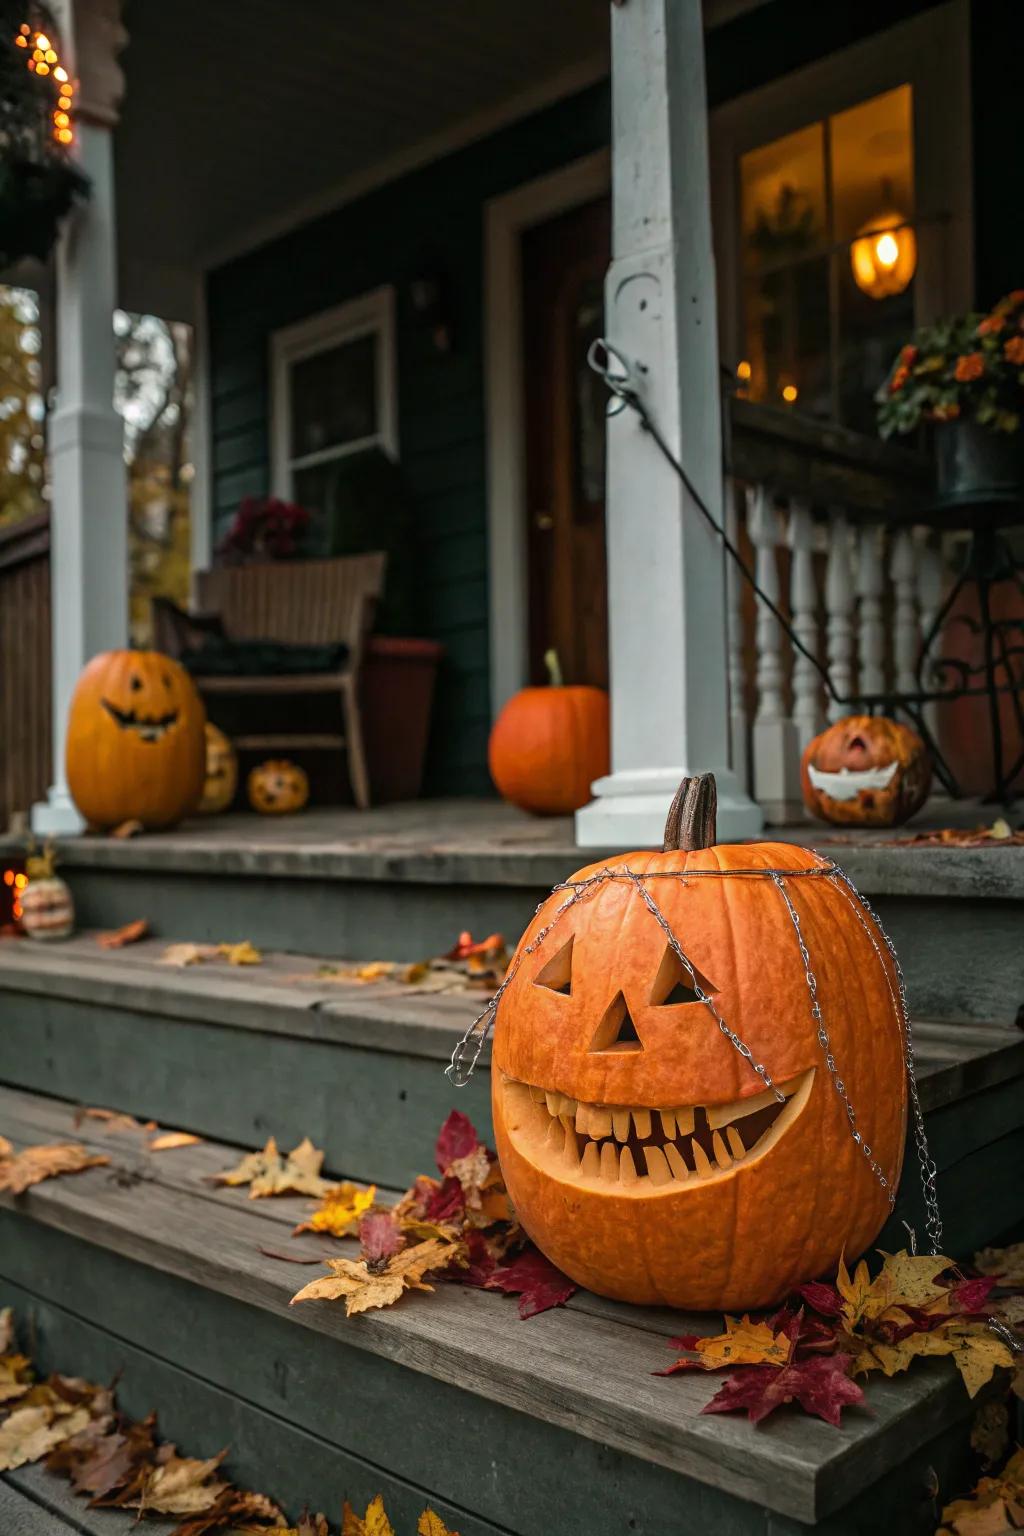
left=19, top=846, right=74, bottom=941
left=491, top=774, right=907, bottom=1311
left=801, top=715, right=931, bottom=827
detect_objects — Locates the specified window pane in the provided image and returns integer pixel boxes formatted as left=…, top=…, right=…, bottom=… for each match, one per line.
left=743, top=257, right=831, bottom=415
left=290, top=333, right=376, bottom=459
left=740, top=122, right=826, bottom=275
left=830, top=85, right=914, bottom=248
left=837, top=256, right=915, bottom=433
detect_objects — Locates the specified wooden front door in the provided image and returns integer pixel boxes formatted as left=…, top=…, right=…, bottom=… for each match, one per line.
left=522, top=195, right=611, bottom=689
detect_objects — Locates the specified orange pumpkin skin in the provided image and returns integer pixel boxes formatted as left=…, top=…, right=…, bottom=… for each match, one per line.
left=66, top=651, right=206, bottom=830
left=491, top=840, right=907, bottom=1312
left=801, top=715, right=931, bottom=827
left=247, top=759, right=309, bottom=815
left=488, top=686, right=609, bottom=815
left=199, top=724, right=238, bottom=814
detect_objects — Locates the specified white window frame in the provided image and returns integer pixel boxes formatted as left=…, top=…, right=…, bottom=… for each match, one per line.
left=710, top=1, right=972, bottom=396
left=270, top=285, right=398, bottom=498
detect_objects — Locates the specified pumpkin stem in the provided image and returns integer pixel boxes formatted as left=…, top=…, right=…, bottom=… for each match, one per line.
left=663, top=774, right=718, bottom=852
left=543, top=649, right=564, bottom=688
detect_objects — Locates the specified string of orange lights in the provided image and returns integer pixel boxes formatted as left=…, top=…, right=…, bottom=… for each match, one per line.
left=14, top=19, right=75, bottom=147
left=2, top=867, right=28, bottom=923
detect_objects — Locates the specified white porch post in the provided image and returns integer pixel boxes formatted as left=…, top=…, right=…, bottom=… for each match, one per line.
left=33, top=0, right=129, bottom=836
left=576, top=0, right=762, bottom=846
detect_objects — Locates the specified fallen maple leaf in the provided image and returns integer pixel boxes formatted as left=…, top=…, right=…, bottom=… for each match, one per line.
left=290, top=1236, right=459, bottom=1316
left=484, top=1245, right=576, bottom=1318
left=702, top=1352, right=865, bottom=1427
left=435, top=1109, right=480, bottom=1173
left=972, top=1401, right=1011, bottom=1469
left=342, top=1494, right=395, bottom=1535
left=419, top=1512, right=460, bottom=1536
left=74, top=1106, right=141, bottom=1132
left=131, top=1448, right=228, bottom=1516
left=0, top=1401, right=93, bottom=1470
left=359, top=1210, right=404, bottom=1264
left=975, top=1242, right=1024, bottom=1290
left=863, top=1322, right=1015, bottom=1398
left=95, top=919, right=149, bottom=949
left=263, top=1514, right=330, bottom=1536
left=159, top=942, right=216, bottom=967
left=218, top=940, right=262, bottom=966
left=938, top=1447, right=1024, bottom=1535
left=0, top=1348, right=32, bottom=1403
left=0, top=1140, right=110, bottom=1195
left=212, top=1136, right=333, bottom=1200
left=659, top=1315, right=793, bottom=1375
left=149, top=1131, right=202, bottom=1152
left=293, top=1180, right=376, bottom=1237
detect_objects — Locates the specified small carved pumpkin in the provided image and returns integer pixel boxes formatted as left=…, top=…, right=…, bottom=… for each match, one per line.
left=66, top=650, right=206, bottom=830
left=19, top=847, right=74, bottom=941
left=199, top=724, right=238, bottom=815
left=488, top=653, right=609, bottom=816
left=801, top=715, right=931, bottom=827
left=247, top=759, right=309, bottom=815
left=491, top=775, right=907, bottom=1311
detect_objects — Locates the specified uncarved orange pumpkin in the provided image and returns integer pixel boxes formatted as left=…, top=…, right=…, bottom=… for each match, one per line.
left=488, top=684, right=609, bottom=815
left=801, top=714, right=931, bottom=827
left=66, top=650, right=206, bottom=830
left=491, top=774, right=907, bottom=1311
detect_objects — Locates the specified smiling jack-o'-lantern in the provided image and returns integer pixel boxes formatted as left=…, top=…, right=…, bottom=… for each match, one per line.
left=198, top=724, right=238, bottom=814
left=247, top=759, right=309, bottom=815
left=66, top=650, right=206, bottom=830
left=801, top=715, right=931, bottom=827
left=491, top=775, right=907, bottom=1311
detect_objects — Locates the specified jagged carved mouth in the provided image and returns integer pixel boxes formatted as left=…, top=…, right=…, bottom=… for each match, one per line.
left=807, top=762, right=898, bottom=801
left=102, top=699, right=179, bottom=743
left=499, top=1069, right=814, bottom=1191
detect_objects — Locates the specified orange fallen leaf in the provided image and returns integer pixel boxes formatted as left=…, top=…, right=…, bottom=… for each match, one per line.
left=95, top=919, right=149, bottom=949
left=74, top=1106, right=141, bottom=1132
left=0, top=1141, right=110, bottom=1195
left=148, top=1131, right=202, bottom=1152
left=342, top=1494, right=396, bottom=1535
left=290, top=1235, right=459, bottom=1316
left=109, top=819, right=144, bottom=840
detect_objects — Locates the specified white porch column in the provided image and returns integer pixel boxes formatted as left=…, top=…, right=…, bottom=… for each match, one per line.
left=576, top=0, right=762, bottom=846
left=33, top=0, right=129, bottom=835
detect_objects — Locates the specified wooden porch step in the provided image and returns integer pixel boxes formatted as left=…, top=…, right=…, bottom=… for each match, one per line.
left=0, top=1084, right=987, bottom=1533
left=2, top=1467, right=176, bottom=1535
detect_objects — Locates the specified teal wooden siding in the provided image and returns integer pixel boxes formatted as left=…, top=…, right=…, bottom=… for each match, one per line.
left=207, top=83, right=610, bottom=797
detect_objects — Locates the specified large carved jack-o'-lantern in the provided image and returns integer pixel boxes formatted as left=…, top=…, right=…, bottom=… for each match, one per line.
left=802, top=715, right=931, bottom=827
left=490, top=775, right=908, bottom=1311
left=66, top=651, right=206, bottom=831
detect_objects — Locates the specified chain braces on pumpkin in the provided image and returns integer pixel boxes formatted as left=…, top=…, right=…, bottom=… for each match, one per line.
left=445, top=858, right=945, bottom=1255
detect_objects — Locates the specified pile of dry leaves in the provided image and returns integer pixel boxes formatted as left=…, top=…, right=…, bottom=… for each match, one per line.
left=312, top=930, right=509, bottom=995
left=0, top=1310, right=459, bottom=1535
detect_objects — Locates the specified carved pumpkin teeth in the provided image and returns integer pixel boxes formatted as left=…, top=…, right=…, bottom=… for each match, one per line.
left=581, top=1141, right=600, bottom=1178
left=589, top=1107, right=613, bottom=1140
left=619, top=1146, right=638, bottom=1184
left=599, top=1142, right=618, bottom=1182
left=711, top=1130, right=732, bottom=1170
left=658, top=1109, right=676, bottom=1138
left=690, top=1138, right=714, bottom=1179
left=612, top=1109, right=631, bottom=1143
left=726, top=1125, right=746, bottom=1162
left=663, top=1142, right=689, bottom=1182
left=632, top=1108, right=652, bottom=1140
left=674, top=1106, right=696, bottom=1136
left=643, top=1145, right=672, bottom=1186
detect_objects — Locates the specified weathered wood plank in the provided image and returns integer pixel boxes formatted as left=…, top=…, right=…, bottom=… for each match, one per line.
left=6, top=1467, right=177, bottom=1535
left=0, top=1094, right=992, bottom=1525
left=0, top=1477, right=86, bottom=1535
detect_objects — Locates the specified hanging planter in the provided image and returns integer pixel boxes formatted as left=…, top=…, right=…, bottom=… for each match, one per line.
left=0, top=10, right=89, bottom=267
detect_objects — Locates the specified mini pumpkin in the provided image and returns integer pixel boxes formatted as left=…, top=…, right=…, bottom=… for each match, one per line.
left=198, top=724, right=238, bottom=815
left=801, top=715, right=931, bottom=827
left=491, top=774, right=908, bottom=1311
left=19, top=846, right=74, bottom=941
left=488, top=652, right=609, bottom=816
left=66, top=650, right=206, bottom=831
left=247, top=759, right=309, bottom=815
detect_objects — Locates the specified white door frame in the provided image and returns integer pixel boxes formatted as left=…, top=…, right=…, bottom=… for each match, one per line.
left=483, top=149, right=611, bottom=718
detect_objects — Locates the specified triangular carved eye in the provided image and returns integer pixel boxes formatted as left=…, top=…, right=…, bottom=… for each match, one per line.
left=649, top=945, right=713, bottom=1007
left=534, top=936, right=573, bottom=996
left=589, top=991, right=644, bottom=1053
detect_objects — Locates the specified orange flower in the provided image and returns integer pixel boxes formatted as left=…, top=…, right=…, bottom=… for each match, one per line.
left=899, top=344, right=918, bottom=365
left=889, top=365, right=910, bottom=393
left=1004, top=335, right=1024, bottom=365
left=932, top=402, right=961, bottom=421
left=954, top=353, right=985, bottom=382
left=977, top=314, right=1006, bottom=336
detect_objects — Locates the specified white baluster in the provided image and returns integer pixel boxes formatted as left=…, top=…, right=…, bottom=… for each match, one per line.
left=890, top=528, right=919, bottom=697
left=916, top=532, right=945, bottom=742
left=788, top=499, right=823, bottom=746
left=748, top=484, right=801, bottom=818
left=856, top=523, right=886, bottom=698
left=825, top=508, right=855, bottom=721
left=725, top=479, right=749, bottom=791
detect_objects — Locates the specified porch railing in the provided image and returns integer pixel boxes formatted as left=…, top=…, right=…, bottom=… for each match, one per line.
left=0, top=512, right=52, bottom=833
left=724, top=399, right=937, bottom=820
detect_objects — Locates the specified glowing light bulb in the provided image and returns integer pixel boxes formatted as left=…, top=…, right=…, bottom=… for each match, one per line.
left=36, top=60, right=49, bottom=73
left=44, top=48, right=57, bottom=62
left=736, top=359, right=752, bottom=382
left=57, top=127, right=72, bottom=143
left=875, top=232, right=900, bottom=270
left=19, top=22, right=30, bottom=33
left=54, top=65, right=67, bottom=80
left=55, top=111, right=69, bottom=126
left=782, top=384, right=798, bottom=404
left=35, top=32, right=50, bottom=48
left=15, top=32, right=27, bottom=45
left=14, top=873, right=28, bottom=890
left=2, top=870, right=13, bottom=885
left=58, top=94, right=71, bottom=108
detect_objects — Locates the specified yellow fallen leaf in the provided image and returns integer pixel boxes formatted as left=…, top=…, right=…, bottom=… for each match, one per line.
left=0, top=1141, right=110, bottom=1195
left=938, top=1447, right=1024, bottom=1534
left=290, top=1236, right=459, bottom=1316
left=836, top=1252, right=875, bottom=1327
left=218, top=940, right=262, bottom=966
left=149, top=1131, right=202, bottom=1152
left=863, top=1322, right=1014, bottom=1397
left=0, top=1402, right=91, bottom=1471
left=0, top=1352, right=32, bottom=1403
left=418, top=1509, right=460, bottom=1536
left=293, top=1181, right=376, bottom=1237
left=688, top=1315, right=793, bottom=1369
left=132, top=1450, right=228, bottom=1516
left=0, top=1307, right=13, bottom=1351
left=212, top=1136, right=333, bottom=1199
left=342, top=1495, right=396, bottom=1536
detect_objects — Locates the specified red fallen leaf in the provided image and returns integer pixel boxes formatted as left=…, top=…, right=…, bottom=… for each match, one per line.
left=485, top=1244, right=576, bottom=1318
left=435, top=1110, right=480, bottom=1173
left=949, top=1276, right=998, bottom=1314
left=702, top=1352, right=866, bottom=1427
left=799, top=1281, right=845, bottom=1317
left=446, top=1228, right=497, bottom=1288
left=360, top=1211, right=404, bottom=1265
left=424, top=1175, right=466, bottom=1223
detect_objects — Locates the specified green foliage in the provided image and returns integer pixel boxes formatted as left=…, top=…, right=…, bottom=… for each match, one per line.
left=0, top=284, right=45, bottom=526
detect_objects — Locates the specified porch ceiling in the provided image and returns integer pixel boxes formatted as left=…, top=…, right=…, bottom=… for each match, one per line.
left=116, top=0, right=610, bottom=318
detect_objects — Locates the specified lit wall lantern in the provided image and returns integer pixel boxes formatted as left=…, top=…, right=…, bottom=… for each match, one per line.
left=850, top=212, right=917, bottom=300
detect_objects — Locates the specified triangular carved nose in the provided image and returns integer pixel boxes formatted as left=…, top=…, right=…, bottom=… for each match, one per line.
left=589, top=990, right=644, bottom=1053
